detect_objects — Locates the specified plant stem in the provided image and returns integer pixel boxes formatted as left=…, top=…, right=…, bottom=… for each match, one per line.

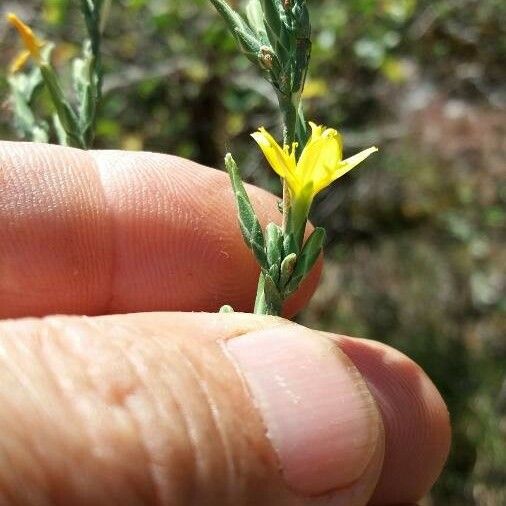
left=253, top=271, right=265, bottom=313
left=253, top=271, right=282, bottom=315
left=253, top=92, right=303, bottom=315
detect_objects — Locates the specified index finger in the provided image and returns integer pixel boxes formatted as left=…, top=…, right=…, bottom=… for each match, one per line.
left=0, top=141, right=320, bottom=318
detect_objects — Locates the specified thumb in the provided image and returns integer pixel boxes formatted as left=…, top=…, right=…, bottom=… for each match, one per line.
left=0, top=312, right=383, bottom=506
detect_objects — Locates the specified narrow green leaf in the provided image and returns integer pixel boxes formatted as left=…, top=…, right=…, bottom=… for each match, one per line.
left=260, top=0, right=282, bottom=40
left=8, top=70, right=49, bottom=143
left=225, top=153, right=268, bottom=269
left=209, top=0, right=250, bottom=39
left=263, top=273, right=283, bottom=314
left=72, top=42, right=98, bottom=146
left=265, top=222, right=283, bottom=283
left=52, top=113, right=69, bottom=146
left=268, top=264, right=279, bottom=283
left=40, top=64, right=84, bottom=148
left=266, top=223, right=283, bottom=268
left=245, top=0, right=268, bottom=43
left=285, top=227, right=325, bottom=295
left=283, top=232, right=298, bottom=256
left=234, top=28, right=262, bottom=61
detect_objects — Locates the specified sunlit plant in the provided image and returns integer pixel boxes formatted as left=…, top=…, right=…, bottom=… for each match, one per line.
left=6, top=0, right=109, bottom=148
left=5, top=0, right=378, bottom=317
left=210, top=0, right=378, bottom=315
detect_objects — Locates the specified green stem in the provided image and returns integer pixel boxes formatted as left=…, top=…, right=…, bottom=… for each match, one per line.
left=253, top=271, right=282, bottom=315
left=253, top=92, right=304, bottom=315
left=278, top=93, right=310, bottom=250
left=278, top=92, right=298, bottom=234
left=253, top=271, right=266, bottom=314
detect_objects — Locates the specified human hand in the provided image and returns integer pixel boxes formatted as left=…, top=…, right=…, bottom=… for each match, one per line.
left=0, top=142, right=450, bottom=505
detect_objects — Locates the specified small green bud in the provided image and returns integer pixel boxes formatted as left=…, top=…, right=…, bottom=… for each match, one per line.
left=280, top=252, right=297, bottom=289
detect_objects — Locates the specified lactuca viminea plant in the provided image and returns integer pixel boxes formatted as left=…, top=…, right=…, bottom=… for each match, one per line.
left=210, top=0, right=310, bottom=148
left=6, top=0, right=109, bottom=148
left=211, top=0, right=378, bottom=315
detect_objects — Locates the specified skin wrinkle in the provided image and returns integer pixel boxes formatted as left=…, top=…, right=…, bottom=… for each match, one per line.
left=88, top=315, right=289, bottom=505
left=0, top=348, right=36, bottom=505
left=120, top=334, right=200, bottom=506
left=36, top=325, right=98, bottom=504
left=160, top=343, right=211, bottom=506
left=33, top=328, right=102, bottom=504
left=164, top=342, right=218, bottom=506
left=107, top=326, right=208, bottom=506
left=13, top=318, right=157, bottom=505
left=87, top=151, right=119, bottom=315
left=4, top=336, right=87, bottom=504
left=78, top=320, right=165, bottom=505
left=168, top=341, right=237, bottom=505
left=0, top=313, right=451, bottom=505
left=88, top=151, right=229, bottom=313
left=0, top=331, right=67, bottom=505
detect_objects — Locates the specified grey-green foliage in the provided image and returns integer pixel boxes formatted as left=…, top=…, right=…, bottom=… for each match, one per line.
left=225, top=153, right=324, bottom=314
left=40, top=63, right=84, bottom=147
left=7, top=66, right=49, bottom=143
left=8, top=0, right=107, bottom=149
left=284, top=226, right=325, bottom=295
left=213, top=1, right=318, bottom=315
left=43, top=0, right=105, bottom=148
left=225, top=152, right=268, bottom=270
left=78, top=0, right=107, bottom=145
left=209, top=0, right=310, bottom=146
left=73, top=40, right=99, bottom=147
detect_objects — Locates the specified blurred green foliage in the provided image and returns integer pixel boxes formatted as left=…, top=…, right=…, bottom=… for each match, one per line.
left=0, top=1, right=504, bottom=504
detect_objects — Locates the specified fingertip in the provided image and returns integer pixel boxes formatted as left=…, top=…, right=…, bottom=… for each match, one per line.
left=335, top=336, right=451, bottom=504
left=0, top=143, right=320, bottom=317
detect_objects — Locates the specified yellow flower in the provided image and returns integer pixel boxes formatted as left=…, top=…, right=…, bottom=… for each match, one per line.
left=6, top=13, right=45, bottom=73
left=251, top=121, right=378, bottom=202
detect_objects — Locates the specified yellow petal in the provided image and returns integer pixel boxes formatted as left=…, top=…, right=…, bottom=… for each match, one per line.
left=251, top=128, right=298, bottom=188
left=308, top=121, right=324, bottom=140
left=9, top=49, right=31, bottom=74
left=6, top=13, right=44, bottom=63
left=330, top=146, right=378, bottom=183
left=297, top=127, right=341, bottom=191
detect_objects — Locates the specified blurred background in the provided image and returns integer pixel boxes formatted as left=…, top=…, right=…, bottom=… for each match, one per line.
left=0, top=0, right=504, bottom=503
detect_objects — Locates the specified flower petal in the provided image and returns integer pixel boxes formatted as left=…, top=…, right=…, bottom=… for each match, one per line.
left=330, top=146, right=378, bottom=183
left=6, top=13, right=45, bottom=63
left=9, top=49, right=31, bottom=74
left=308, top=121, right=324, bottom=140
left=251, top=127, right=297, bottom=182
left=297, top=127, right=341, bottom=191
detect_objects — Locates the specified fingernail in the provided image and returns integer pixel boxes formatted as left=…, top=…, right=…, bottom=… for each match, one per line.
left=226, top=325, right=380, bottom=496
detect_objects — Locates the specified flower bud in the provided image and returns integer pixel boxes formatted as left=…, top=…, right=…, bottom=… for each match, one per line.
left=258, top=46, right=275, bottom=70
